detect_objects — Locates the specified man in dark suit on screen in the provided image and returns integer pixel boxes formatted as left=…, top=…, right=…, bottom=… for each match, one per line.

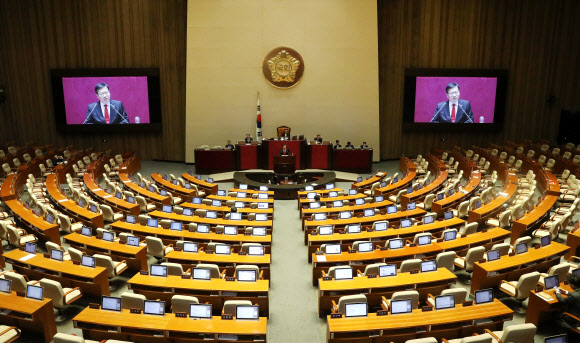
left=83, top=83, right=130, bottom=124
left=430, top=82, right=474, bottom=123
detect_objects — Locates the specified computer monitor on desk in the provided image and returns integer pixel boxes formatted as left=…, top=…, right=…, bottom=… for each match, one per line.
left=325, top=244, right=341, bottom=254
left=126, top=215, right=136, bottom=224
left=50, top=249, right=64, bottom=261
left=423, top=215, right=435, bottom=224
left=364, top=209, right=374, bottom=217
left=190, top=304, right=212, bottom=319
left=193, top=268, right=211, bottom=280
left=162, top=205, right=173, bottom=213
left=390, top=299, right=412, bottom=315
left=400, top=219, right=412, bottom=228
left=407, top=202, right=416, bottom=210
left=147, top=218, right=158, bottom=228
left=339, top=211, right=351, bottom=219
left=444, top=211, right=454, bottom=220
left=183, top=242, right=198, bottom=253
left=326, top=183, right=335, bottom=190
left=541, top=235, right=551, bottom=247
left=379, top=264, right=397, bottom=277
left=345, top=303, right=367, bottom=318
left=347, top=224, right=361, bottom=234
left=0, top=279, right=11, bottom=294
left=486, top=249, right=500, bottom=262
left=101, top=296, right=122, bottom=311
left=328, top=191, right=338, bottom=198
left=230, top=213, right=242, bottom=221
left=545, top=334, right=568, bottom=343
left=314, top=213, right=326, bottom=221
left=248, top=246, right=265, bottom=256
left=387, top=205, right=397, bottom=214
left=150, top=264, right=167, bottom=277
left=349, top=189, right=358, bottom=195
left=421, top=260, right=437, bottom=272
left=474, top=289, right=494, bottom=305
left=236, top=305, right=259, bottom=320
left=235, top=201, right=245, bottom=208
left=374, top=221, right=387, bottom=231
left=357, top=242, right=373, bottom=253
left=215, top=244, right=231, bottom=255
left=544, top=275, right=559, bottom=290
left=333, top=200, right=343, bottom=208
left=212, top=200, right=222, bottom=207
left=170, top=222, right=183, bottom=231
left=255, top=213, right=268, bottom=221
left=305, top=186, right=314, bottom=191
left=435, top=295, right=455, bottom=310
left=81, top=255, right=96, bottom=268
left=197, top=224, right=210, bottom=233
left=237, top=269, right=257, bottom=282
left=388, top=238, right=404, bottom=250
left=26, top=285, right=43, bottom=301
left=206, top=211, right=217, bottom=219
left=253, top=227, right=266, bottom=236
left=258, top=193, right=268, bottom=199
left=144, top=300, right=165, bottom=316
left=417, top=235, right=431, bottom=246
left=444, top=230, right=457, bottom=241
left=192, top=197, right=202, bottom=204
left=181, top=208, right=191, bottom=217
left=515, top=242, right=528, bottom=254
left=239, top=184, right=248, bottom=190
left=375, top=195, right=384, bottom=202
left=223, top=226, right=237, bottom=235
left=216, top=190, right=225, bottom=196
left=127, top=236, right=140, bottom=247
left=25, top=242, right=36, bottom=254
left=102, top=231, right=114, bottom=242
left=258, top=202, right=268, bottom=209
left=333, top=267, right=353, bottom=280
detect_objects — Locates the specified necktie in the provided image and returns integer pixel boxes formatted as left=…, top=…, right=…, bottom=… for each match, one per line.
left=451, top=104, right=456, bottom=123
left=104, top=104, right=110, bottom=124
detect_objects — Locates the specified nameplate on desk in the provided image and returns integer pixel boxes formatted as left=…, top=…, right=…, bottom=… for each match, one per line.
left=367, top=274, right=377, bottom=279
left=225, top=277, right=235, bottom=282
left=244, top=232, right=252, bottom=236
left=322, top=276, right=333, bottom=281
left=16, top=292, right=25, bottom=297
left=422, top=306, right=433, bottom=312
left=437, top=238, right=444, bottom=243
left=175, top=312, right=187, bottom=318
left=43, top=253, right=50, bottom=258
left=89, top=303, right=100, bottom=309
left=73, top=260, right=80, bottom=265
left=103, top=195, right=112, bottom=198
left=315, top=251, right=324, bottom=255
left=238, top=251, right=247, bottom=256
left=534, top=244, right=541, bottom=249
left=330, top=313, right=343, bottom=319
left=206, top=250, right=214, bottom=254
left=509, top=252, right=516, bottom=257
left=380, top=247, right=388, bottom=251
left=410, top=270, right=419, bottom=274
left=348, top=250, right=356, bottom=254
left=140, top=271, right=149, bottom=275
left=123, top=180, right=130, bottom=183
left=221, top=314, right=233, bottom=320
left=130, top=309, right=142, bottom=314
left=462, top=301, right=473, bottom=307
left=481, top=228, right=488, bottom=233
left=310, top=232, right=318, bottom=236
left=377, top=310, right=388, bottom=316
left=478, top=259, right=487, bottom=264
left=174, top=247, right=182, bottom=252
left=181, top=274, right=191, bottom=279
left=409, top=243, right=417, bottom=247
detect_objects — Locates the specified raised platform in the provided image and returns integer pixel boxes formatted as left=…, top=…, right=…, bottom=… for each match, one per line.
left=233, top=171, right=337, bottom=199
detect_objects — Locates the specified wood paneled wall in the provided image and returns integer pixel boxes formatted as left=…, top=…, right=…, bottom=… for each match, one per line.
left=378, top=0, right=580, bottom=160
left=0, top=0, right=187, bottom=161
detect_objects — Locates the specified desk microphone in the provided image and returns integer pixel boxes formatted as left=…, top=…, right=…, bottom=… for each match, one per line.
left=430, top=105, right=446, bottom=123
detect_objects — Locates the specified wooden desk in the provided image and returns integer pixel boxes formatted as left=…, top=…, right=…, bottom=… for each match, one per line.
left=297, top=188, right=344, bottom=198
left=194, top=148, right=237, bottom=174
left=565, top=229, right=580, bottom=259
left=400, top=170, right=448, bottom=208
left=63, top=232, right=148, bottom=272
left=298, top=193, right=367, bottom=208
left=0, top=291, right=56, bottom=343
left=181, top=173, right=218, bottom=195
left=526, top=282, right=572, bottom=326
left=470, top=242, right=570, bottom=295
left=510, top=195, right=559, bottom=243
left=118, top=172, right=170, bottom=206
left=467, top=171, right=518, bottom=225
left=127, top=274, right=270, bottom=317
left=0, top=174, right=16, bottom=201
left=151, top=173, right=196, bottom=202
left=181, top=202, right=274, bottom=219
left=375, top=158, right=417, bottom=196
left=45, top=174, right=105, bottom=229
left=4, top=199, right=60, bottom=244
left=3, top=249, right=110, bottom=297
left=301, top=199, right=394, bottom=221
left=74, top=308, right=267, bottom=342
left=207, top=194, right=274, bottom=206
left=351, top=172, right=387, bottom=191
left=84, top=172, right=140, bottom=216
left=332, top=148, right=373, bottom=173
left=147, top=210, right=273, bottom=230
left=307, top=142, right=332, bottom=169
left=431, top=171, right=481, bottom=216
left=326, top=299, right=512, bottom=343
left=318, top=268, right=456, bottom=317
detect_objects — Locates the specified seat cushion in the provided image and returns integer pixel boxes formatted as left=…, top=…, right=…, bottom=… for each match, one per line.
left=486, top=219, right=499, bottom=227
left=113, top=213, right=124, bottom=220
left=63, top=287, right=82, bottom=304
left=146, top=204, right=156, bottom=210
left=454, top=258, right=465, bottom=268
left=115, top=262, right=128, bottom=275
left=0, top=325, right=19, bottom=342
left=19, top=235, right=37, bottom=245
left=499, top=281, right=516, bottom=296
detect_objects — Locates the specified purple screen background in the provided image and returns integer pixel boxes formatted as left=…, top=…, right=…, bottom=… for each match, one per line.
left=414, top=77, right=497, bottom=123
left=62, top=76, right=150, bottom=124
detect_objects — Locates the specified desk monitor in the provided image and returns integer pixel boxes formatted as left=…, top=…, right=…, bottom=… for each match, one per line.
left=474, top=200, right=482, bottom=209
left=357, top=177, right=363, bottom=183
left=215, top=244, right=231, bottom=255
left=475, top=288, right=494, bottom=304
left=90, top=204, right=99, bottom=213
left=26, top=285, right=43, bottom=301
left=449, top=189, right=455, bottom=197
left=444, top=230, right=457, bottom=241
left=406, top=186, right=413, bottom=194
left=230, top=213, right=242, bottom=221
left=260, top=186, right=268, bottom=191
left=101, top=296, right=122, bottom=312
left=193, top=268, right=211, bottom=280
left=421, top=260, right=437, bottom=272
left=182, top=208, right=193, bottom=216
left=400, top=219, right=412, bottom=228
left=340, top=211, right=352, bottom=219
left=172, top=179, right=179, bottom=186
left=248, top=245, right=265, bottom=256
left=357, top=242, right=373, bottom=253
left=207, top=178, right=214, bottom=183
left=345, top=302, right=368, bottom=318
left=347, top=224, right=361, bottom=234
left=237, top=269, right=257, bottom=282
left=255, top=213, right=268, bottom=221
left=515, top=242, right=528, bottom=254
left=437, top=193, right=445, bottom=200
left=51, top=249, right=64, bottom=261
left=375, top=195, right=384, bottom=202
left=46, top=214, right=54, bottom=224
left=307, top=192, right=316, bottom=199
left=192, top=197, right=202, bottom=204
left=545, top=335, right=568, bottom=343
left=380, top=181, right=387, bottom=188
left=257, top=202, right=268, bottom=209
left=144, top=300, right=166, bottom=316
left=349, top=189, right=358, bottom=195
left=148, top=186, right=156, bottom=193
left=224, top=225, right=237, bottom=235
left=258, top=193, right=268, bottom=199
left=544, top=275, right=559, bottom=290
left=140, top=181, right=146, bottom=188
left=418, top=184, right=423, bottom=190
left=390, top=299, right=412, bottom=315
left=163, top=175, right=168, bottom=180
left=190, top=304, right=212, bottom=319
left=147, top=218, right=158, bottom=228
left=183, top=242, right=198, bottom=253
left=325, top=244, right=341, bottom=254
left=444, top=211, right=454, bottom=220
left=387, top=205, right=397, bottom=214
left=78, top=198, right=86, bottom=207
left=184, top=183, right=191, bottom=189
left=375, top=221, right=388, bottom=231
left=407, top=202, right=416, bottom=210
left=541, top=235, right=551, bottom=247
left=115, top=191, right=123, bottom=199
left=102, top=231, right=115, bottom=242
left=417, top=235, right=431, bottom=246
left=392, top=176, right=398, bottom=183
left=435, top=294, right=455, bottom=310
left=0, top=279, right=12, bottom=294
left=33, top=207, right=40, bottom=216
left=487, top=249, right=500, bottom=261
left=319, top=226, right=333, bottom=235
left=127, top=196, right=136, bottom=204
left=333, top=200, right=343, bottom=208
left=424, top=215, right=435, bottom=224
left=314, top=213, right=326, bottom=221
left=253, top=227, right=267, bottom=236
left=239, top=184, right=248, bottom=190
left=25, top=242, right=36, bottom=254
left=81, top=255, right=96, bottom=268
left=379, top=264, right=397, bottom=277
left=160, top=190, right=168, bottom=196
left=326, top=183, right=335, bottom=190
left=235, top=201, right=245, bottom=208
left=237, top=192, right=247, bottom=198
left=217, top=190, right=225, bottom=196
left=126, top=235, right=140, bottom=247
left=206, top=211, right=217, bottom=219
left=388, top=238, right=404, bottom=250
left=572, top=268, right=580, bottom=277
left=305, top=186, right=314, bottom=191
left=212, top=200, right=222, bottom=207
left=170, top=222, right=183, bottom=231
left=197, top=224, right=210, bottom=233
left=364, top=209, right=374, bottom=217
left=334, top=267, right=353, bottom=280
left=328, top=191, right=338, bottom=198
left=236, top=305, right=259, bottom=320
left=355, top=198, right=365, bottom=205
left=81, top=226, right=93, bottom=237
left=150, top=264, right=168, bottom=277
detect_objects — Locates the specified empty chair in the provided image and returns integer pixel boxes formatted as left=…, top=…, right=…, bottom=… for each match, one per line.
left=459, top=222, right=478, bottom=237
left=454, top=246, right=485, bottom=283
left=538, top=262, right=570, bottom=286
left=94, top=254, right=128, bottom=278
left=166, top=192, right=183, bottom=205
left=39, top=278, right=82, bottom=320
left=413, top=232, right=432, bottom=244
left=480, top=323, right=537, bottom=343
left=222, top=300, right=252, bottom=316
left=452, top=201, right=469, bottom=219
left=68, top=247, right=84, bottom=262
left=388, top=189, right=407, bottom=203
left=489, top=243, right=510, bottom=257
left=443, top=335, right=492, bottom=343
left=545, top=158, right=556, bottom=171
left=57, top=213, right=83, bottom=233
left=6, top=224, right=37, bottom=247
left=101, top=204, right=124, bottom=222
left=45, top=242, right=71, bottom=261
left=235, top=265, right=262, bottom=280
left=121, top=292, right=146, bottom=310
left=426, top=288, right=467, bottom=307
left=499, top=272, right=541, bottom=313
left=436, top=251, right=456, bottom=272
left=486, top=210, right=511, bottom=228
left=331, top=294, right=367, bottom=314
left=381, top=291, right=420, bottom=311
left=241, top=243, right=262, bottom=253
left=363, top=262, right=387, bottom=276
left=196, top=263, right=226, bottom=279
left=399, top=259, right=422, bottom=273
left=364, top=182, right=380, bottom=196
left=417, top=193, right=434, bottom=211
left=161, top=262, right=189, bottom=276
left=171, top=295, right=199, bottom=313
left=136, top=196, right=156, bottom=212
left=146, top=237, right=174, bottom=259
left=0, top=326, right=21, bottom=343
left=4, top=272, right=39, bottom=293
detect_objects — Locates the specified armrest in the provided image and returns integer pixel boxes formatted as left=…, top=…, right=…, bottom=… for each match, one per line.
left=427, top=293, right=435, bottom=301
left=63, top=287, right=83, bottom=303
left=441, top=339, right=450, bottom=343
left=568, top=256, right=580, bottom=263
left=483, top=329, right=502, bottom=343
left=376, top=245, right=382, bottom=249
left=113, top=260, right=127, bottom=268
left=405, top=240, right=413, bottom=245
left=259, top=270, right=264, bottom=280
left=0, top=326, right=19, bottom=338
left=184, top=268, right=192, bottom=275
left=499, top=280, right=517, bottom=296
left=321, top=270, right=327, bottom=277
left=331, top=300, right=338, bottom=313
left=563, top=312, right=580, bottom=322
left=220, top=269, right=227, bottom=278
left=357, top=270, right=363, bottom=277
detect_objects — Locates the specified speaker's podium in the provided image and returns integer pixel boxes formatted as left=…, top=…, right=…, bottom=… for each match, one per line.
left=273, top=155, right=296, bottom=175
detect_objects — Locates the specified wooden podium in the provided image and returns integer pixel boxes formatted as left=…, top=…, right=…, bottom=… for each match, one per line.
left=273, top=155, right=296, bottom=175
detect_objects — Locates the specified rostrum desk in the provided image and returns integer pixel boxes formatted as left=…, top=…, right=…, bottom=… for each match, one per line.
left=0, top=291, right=57, bottom=343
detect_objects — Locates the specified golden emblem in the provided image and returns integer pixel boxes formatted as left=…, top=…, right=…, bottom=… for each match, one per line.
left=267, top=50, right=300, bottom=82
left=262, top=47, right=305, bottom=89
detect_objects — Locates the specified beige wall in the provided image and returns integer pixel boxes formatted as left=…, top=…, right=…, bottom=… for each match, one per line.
left=186, top=0, right=380, bottom=163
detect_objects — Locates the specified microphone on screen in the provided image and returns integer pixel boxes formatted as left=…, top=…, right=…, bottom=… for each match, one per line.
left=430, top=105, right=446, bottom=123
left=458, top=104, right=473, bottom=123
left=83, top=104, right=98, bottom=124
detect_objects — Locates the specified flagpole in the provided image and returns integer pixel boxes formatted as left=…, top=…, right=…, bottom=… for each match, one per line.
left=256, top=92, right=263, bottom=143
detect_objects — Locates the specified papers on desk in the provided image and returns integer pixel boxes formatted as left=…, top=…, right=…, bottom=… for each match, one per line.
left=91, top=189, right=100, bottom=192
left=316, top=255, right=327, bottom=262
left=536, top=292, right=554, bottom=301
left=461, top=190, right=468, bottom=194
left=498, top=192, right=508, bottom=197
left=103, top=195, right=112, bottom=198
left=123, top=180, right=130, bottom=183
left=19, top=254, right=36, bottom=262
left=59, top=199, right=69, bottom=203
